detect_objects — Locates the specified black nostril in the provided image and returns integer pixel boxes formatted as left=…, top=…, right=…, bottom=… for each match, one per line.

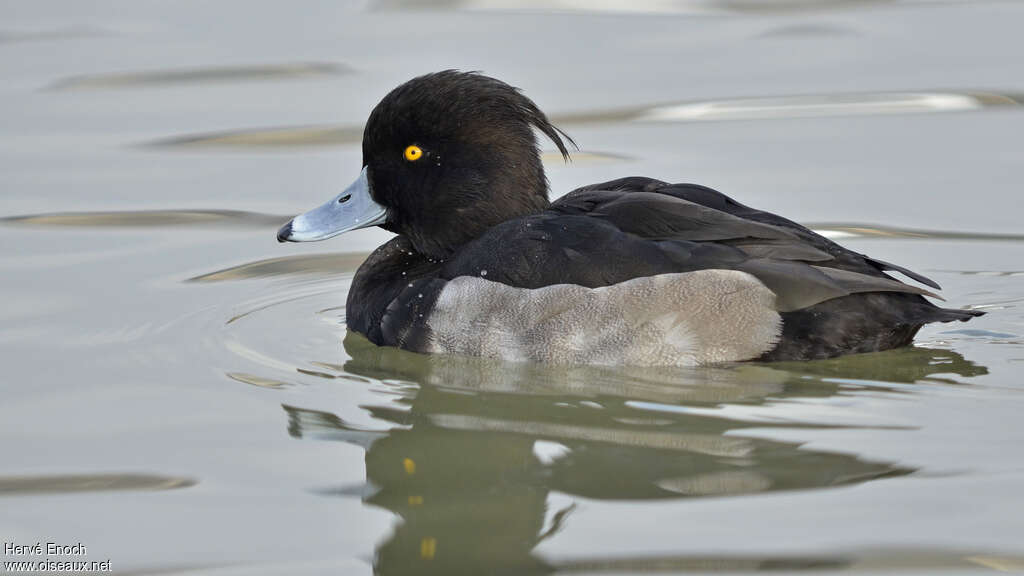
left=338, top=194, right=351, bottom=204
left=277, top=222, right=293, bottom=243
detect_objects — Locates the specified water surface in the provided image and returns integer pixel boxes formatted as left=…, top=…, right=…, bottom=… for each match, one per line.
left=2, top=1, right=1024, bottom=574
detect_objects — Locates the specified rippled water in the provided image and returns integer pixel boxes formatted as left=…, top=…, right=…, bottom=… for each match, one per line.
left=3, top=1, right=1024, bottom=574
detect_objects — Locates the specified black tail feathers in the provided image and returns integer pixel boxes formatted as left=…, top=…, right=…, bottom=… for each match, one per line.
left=930, top=306, right=985, bottom=323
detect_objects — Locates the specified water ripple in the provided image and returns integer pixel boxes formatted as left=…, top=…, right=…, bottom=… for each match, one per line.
left=48, top=62, right=350, bottom=91
left=1, top=209, right=287, bottom=229
left=0, top=473, right=195, bottom=495
left=189, top=254, right=367, bottom=283
left=370, top=0, right=985, bottom=16
left=145, top=90, right=1024, bottom=149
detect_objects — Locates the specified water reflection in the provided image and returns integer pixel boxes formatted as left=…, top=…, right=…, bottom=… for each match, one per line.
left=277, top=335, right=989, bottom=574
left=769, top=345, right=988, bottom=385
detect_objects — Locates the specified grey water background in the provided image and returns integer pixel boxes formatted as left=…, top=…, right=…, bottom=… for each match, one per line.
left=3, top=0, right=1024, bottom=574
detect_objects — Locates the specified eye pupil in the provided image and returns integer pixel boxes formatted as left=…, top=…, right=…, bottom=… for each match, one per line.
left=338, top=194, right=351, bottom=204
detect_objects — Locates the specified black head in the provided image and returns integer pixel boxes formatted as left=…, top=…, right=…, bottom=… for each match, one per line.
left=362, top=70, right=574, bottom=258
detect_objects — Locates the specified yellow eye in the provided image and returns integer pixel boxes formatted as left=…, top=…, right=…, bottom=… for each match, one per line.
left=404, top=145, right=423, bottom=162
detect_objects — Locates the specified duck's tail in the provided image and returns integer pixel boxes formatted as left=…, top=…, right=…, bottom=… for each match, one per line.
left=925, top=305, right=985, bottom=323
left=763, top=293, right=984, bottom=361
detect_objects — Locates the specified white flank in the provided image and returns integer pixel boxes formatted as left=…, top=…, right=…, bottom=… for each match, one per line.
left=425, top=270, right=782, bottom=366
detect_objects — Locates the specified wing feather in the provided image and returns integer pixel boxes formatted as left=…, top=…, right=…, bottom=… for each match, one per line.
left=441, top=178, right=941, bottom=313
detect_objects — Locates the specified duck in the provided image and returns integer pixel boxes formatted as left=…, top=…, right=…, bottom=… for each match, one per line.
left=277, top=70, right=982, bottom=366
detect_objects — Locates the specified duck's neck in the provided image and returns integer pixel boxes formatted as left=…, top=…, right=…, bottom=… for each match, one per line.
left=391, top=178, right=551, bottom=259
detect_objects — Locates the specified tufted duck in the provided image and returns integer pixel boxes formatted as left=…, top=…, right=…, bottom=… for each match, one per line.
left=278, top=71, right=981, bottom=365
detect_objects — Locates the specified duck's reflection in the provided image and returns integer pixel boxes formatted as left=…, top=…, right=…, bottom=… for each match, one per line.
left=283, top=335, right=985, bottom=575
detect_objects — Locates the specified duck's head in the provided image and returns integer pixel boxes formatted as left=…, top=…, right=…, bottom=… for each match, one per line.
left=277, top=70, right=573, bottom=258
